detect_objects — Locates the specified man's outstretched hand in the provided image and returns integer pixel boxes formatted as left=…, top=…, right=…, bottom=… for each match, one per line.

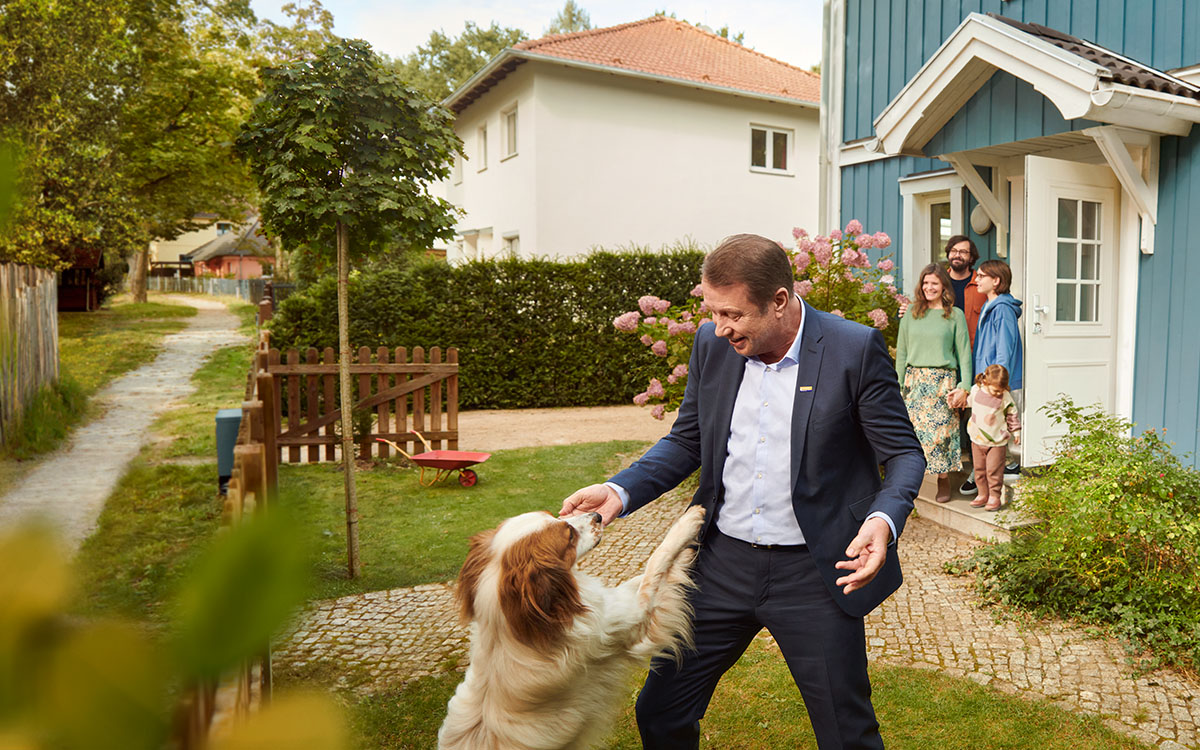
left=834, top=517, right=891, bottom=594
left=559, top=483, right=623, bottom=525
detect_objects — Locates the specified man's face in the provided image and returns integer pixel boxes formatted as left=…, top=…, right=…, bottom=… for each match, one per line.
left=947, top=240, right=973, bottom=272
left=702, top=280, right=790, bottom=361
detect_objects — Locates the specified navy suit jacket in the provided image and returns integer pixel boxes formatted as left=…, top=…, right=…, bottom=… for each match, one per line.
left=611, top=303, right=926, bottom=617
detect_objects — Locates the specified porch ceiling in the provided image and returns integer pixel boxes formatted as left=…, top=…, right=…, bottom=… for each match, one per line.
left=870, top=13, right=1200, bottom=157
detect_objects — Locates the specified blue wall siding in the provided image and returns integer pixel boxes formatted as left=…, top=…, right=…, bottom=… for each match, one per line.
left=840, top=158, right=998, bottom=291
left=843, top=0, right=1200, bottom=143
left=1134, top=135, right=1200, bottom=463
left=924, top=73, right=1099, bottom=156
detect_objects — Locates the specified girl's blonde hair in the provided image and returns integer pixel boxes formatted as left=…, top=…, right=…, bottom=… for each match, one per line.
left=975, top=364, right=1010, bottom=397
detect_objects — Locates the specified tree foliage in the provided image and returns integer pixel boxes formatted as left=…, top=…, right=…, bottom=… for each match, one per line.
left=653, top=10, right=744, bottom=44
left=546, top=1, right=593, bottom=35
left=390, top=22, right=527, bottom=102
left=236, top=38, right=461, bottom=255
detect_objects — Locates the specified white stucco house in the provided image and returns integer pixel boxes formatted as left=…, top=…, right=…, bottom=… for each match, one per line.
left=440, top=16, right=821, bottom=262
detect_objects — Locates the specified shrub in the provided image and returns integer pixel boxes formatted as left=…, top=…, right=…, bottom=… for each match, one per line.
left=951, top=396, right=1200, bottom=671
left=615, top=221, right=905, bottom=417
left=267, top=245, right=708, bottom=409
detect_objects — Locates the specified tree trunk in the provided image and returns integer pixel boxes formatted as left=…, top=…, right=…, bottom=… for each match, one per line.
left=130, top=248, right=149, bottom=303
left=336, top=220, right=360, bottom=578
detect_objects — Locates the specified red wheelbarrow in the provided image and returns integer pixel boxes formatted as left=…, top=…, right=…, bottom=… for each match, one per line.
left=376, top=431, right=491, bottom=487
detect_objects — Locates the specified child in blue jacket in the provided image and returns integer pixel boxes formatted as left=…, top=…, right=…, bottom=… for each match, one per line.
left=972, top=259, right=1023, bottom=470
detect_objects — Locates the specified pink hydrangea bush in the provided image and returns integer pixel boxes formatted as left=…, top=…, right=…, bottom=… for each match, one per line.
left=614, top=221, right=908, bottom=418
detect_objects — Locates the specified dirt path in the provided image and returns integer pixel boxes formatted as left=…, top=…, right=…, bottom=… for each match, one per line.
left=0, top=295, right=245, bottom=552
left=456, top=404, right=676, bottom=451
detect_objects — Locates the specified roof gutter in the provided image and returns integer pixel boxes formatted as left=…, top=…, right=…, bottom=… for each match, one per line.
left=444, top=48, right=819, bottom=112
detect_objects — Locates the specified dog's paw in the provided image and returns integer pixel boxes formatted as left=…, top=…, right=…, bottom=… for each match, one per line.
left=674, top=505, right=705, bottom=537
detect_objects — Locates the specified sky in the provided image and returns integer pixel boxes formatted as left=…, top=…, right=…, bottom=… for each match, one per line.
left=249, top=0, right=826, bottom=71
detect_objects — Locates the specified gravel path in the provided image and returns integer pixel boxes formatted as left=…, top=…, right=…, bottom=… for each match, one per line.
left=0, top=295, right=245, bottom=552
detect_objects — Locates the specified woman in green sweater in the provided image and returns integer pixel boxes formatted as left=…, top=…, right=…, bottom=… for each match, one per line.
left=895, top=263, right=973, bottom=502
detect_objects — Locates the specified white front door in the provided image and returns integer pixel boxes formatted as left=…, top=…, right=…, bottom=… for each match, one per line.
left=1023, top=155, right=1120, bottom=465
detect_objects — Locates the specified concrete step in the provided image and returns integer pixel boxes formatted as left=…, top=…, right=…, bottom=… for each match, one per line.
left=912, top=470, right=1038, bottom=542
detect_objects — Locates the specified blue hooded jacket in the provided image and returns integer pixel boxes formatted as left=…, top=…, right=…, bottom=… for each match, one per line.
left=973, top=294, right=1023, bottom=390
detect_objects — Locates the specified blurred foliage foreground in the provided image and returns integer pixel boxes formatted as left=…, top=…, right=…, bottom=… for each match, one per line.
left=0, top=512, right=348, bottom=749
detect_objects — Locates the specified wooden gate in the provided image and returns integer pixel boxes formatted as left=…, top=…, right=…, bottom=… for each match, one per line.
left=261, top=345, right=459, bottom=463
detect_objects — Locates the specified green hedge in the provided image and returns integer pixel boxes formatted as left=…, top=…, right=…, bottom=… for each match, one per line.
left=267, top=248, right=707, bottom=409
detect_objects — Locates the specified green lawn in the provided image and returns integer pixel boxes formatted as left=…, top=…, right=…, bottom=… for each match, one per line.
left=280, top=440, right=651, bottom=600
left=327, top=638, right=1151, bottom=750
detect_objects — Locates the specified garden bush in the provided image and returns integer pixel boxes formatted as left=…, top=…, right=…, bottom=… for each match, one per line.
left=951, top=396, right=1200, bottom=671
left=267, top=245, right=708, bottom=409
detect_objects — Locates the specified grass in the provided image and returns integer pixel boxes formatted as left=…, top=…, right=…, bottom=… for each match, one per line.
left=71, top=461, right=225, bottom=624
left=279, top=440, right=650, bottom=600
left=328, top=638, right=1152, bottom=750
left=151, top=343, right=256, bottom=459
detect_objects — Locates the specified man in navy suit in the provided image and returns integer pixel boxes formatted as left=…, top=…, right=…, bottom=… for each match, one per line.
left=561, top=234, right=925, bottom=749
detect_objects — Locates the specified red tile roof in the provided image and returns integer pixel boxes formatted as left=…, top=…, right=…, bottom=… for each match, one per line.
left=515, top=16, right=819, bottom=103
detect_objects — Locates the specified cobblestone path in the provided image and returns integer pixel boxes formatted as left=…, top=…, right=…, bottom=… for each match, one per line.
left=0, top=295, right=245, bottom=552
left=276, top=496, right=1198, bottom=749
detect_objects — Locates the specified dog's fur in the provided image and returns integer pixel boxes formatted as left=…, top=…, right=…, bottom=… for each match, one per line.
left=437, top=505, right=706, bottom=750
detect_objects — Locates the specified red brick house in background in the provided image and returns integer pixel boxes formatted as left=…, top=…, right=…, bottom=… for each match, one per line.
left=57, top=247, right=104, bottom=311
left=184, top=218, right=274, bottom=279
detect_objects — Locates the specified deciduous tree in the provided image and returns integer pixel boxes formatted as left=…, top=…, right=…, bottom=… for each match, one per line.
left=546, top=1, right=593, bottom=34
left=391, top=21, right=527, bottom=101
left=237, top=38, right=461, bottom=577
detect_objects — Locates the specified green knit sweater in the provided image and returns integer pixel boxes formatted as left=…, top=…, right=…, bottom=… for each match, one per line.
left=894, top=306, right=973, bottom=391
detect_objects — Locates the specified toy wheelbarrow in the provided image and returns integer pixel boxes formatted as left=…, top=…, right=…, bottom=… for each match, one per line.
left=375, top=431, right=491, bottom=487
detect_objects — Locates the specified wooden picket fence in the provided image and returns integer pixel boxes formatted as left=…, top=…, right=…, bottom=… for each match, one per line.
left=261, top=345, right=459, bottom=463
left=0, top=263, right=59, bottom=447
left=176, top=333, right=279, bottom=748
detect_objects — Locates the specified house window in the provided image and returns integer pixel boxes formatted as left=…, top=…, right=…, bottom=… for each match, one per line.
left=1055, top=197, right=1102, bottom=323
left=477, top=125, right=488, bottom=171
left=453, top=153, right=463, bottom=184
left=750, top=126, right=791, bottom=173
left=503, top=233, right=520, bottom=257
left=216, top=222, right=233, bottom=235
left=929, top=201, right=953, bottom=255
left=898, top=170, right=966, bottom=293
left=502, top=105, right=518, bottom=159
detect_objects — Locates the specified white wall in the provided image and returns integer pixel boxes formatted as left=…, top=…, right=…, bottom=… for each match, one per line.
left=443, top=60, right=820, bottom=262
left=445, top=68, right=538, bottom=263
left=150, top=221, right=222, bottom=263
left=532, top=64, right=819, bottom=258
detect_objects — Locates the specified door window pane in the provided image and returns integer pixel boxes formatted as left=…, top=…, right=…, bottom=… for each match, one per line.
left=772, top=131, right=788, bottom=170
left=1079, top=283, right=1098, bottom=322
left=1056, top=283, right=1077, bottom=322
left=1057, top=242, right=1077, bottom=279
left=751, top=128, right=767, bottom=168
left=930, top=202, right=951, bottom=257
left=1081, top=201, right=1099, bottom=240
left=1080, top=244, right=1098, bottom=280
left=1057, top=198, right=1077, bottom=238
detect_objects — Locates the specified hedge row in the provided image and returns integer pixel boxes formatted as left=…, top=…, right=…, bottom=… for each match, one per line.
left=267, top=248, right=708, bottom=409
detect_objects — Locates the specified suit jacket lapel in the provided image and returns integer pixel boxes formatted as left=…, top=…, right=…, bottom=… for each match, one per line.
left=711, top=343, right=744, bottom=499
left=790, top=304, right=825, bottom=492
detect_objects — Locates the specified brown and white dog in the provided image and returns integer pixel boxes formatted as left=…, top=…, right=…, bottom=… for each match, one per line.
left=437, top=505, right=706, bottom=750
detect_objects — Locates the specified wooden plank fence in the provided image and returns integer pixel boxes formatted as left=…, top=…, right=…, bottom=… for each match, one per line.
left=261, top=345, right=459, bottom=463
left=176, top=332, right=278, bottom=748
left=0, top=263, right=59, bottom=447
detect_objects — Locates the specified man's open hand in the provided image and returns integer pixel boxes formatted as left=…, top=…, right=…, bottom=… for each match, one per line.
left=559, top=484, right=623, bottom=525
left=834, top=517, right=891, bottom=594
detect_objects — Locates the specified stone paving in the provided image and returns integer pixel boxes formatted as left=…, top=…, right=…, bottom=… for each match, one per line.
left=276, top=490, right=1198, bottom=748
left=0, top=295, right=246, bottom=552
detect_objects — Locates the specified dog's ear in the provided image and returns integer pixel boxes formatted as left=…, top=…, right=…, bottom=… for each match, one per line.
left=456, top=527, right=497, bottom=625
left=499, top=522, right=586, bottom=649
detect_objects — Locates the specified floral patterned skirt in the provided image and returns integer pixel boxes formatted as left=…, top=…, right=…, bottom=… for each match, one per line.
left=902, top=366, right=961, bottom=474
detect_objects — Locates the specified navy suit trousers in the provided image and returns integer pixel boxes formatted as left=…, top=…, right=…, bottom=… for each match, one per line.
left=635, top=531, right=884, bottom=750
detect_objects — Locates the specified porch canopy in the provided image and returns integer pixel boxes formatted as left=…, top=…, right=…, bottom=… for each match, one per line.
left=867, top=12, right=1200, bottom=254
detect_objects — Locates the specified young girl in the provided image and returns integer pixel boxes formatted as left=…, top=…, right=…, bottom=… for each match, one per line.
left=966, top=364, right=1021, bottom=511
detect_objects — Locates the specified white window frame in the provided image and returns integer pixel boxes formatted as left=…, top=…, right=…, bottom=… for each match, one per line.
left=501, top=104, right=518, bottom=161
left=452, top=152, right=463, bottom=184
left=477, top=124, right=488, bottom=172
left=749, top=124, right=794, bottom=175
left=502, top=231, right=520, bottom=257
left=899, top=170, right=965, bottom=294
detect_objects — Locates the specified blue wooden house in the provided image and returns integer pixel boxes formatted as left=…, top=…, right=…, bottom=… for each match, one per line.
left=820, top=1, right=1200, bottom=466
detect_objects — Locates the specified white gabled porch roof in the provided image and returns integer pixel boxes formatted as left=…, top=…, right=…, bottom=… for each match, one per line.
left=870, top=12, right=1200, bottom=157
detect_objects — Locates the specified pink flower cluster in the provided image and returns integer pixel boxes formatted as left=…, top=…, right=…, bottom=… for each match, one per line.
left=667, top=363, right=688, bottom=384
left=867, top=308, right=888, bottom=329
left=613, top=311, right=641, bottom=332
left=638, top=295, right=671, bottom=315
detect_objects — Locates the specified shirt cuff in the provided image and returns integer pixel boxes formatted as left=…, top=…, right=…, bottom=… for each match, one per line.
left=865, top=511, right=897, bottom=546
left=604, top=481, right=630, bottom=513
